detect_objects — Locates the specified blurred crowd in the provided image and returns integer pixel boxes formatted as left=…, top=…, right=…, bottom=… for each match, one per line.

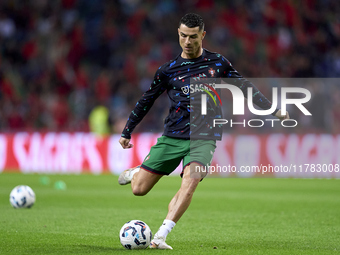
left=0, top=0, right=340, bottom=134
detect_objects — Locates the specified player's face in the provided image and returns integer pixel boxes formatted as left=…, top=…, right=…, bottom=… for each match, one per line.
left=178, top=24, right=206, bottom=59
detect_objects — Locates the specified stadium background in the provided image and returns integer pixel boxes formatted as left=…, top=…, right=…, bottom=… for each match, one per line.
left=1, top=1, right=340, bottom=254
left=0, top=0, right=340, bottom=176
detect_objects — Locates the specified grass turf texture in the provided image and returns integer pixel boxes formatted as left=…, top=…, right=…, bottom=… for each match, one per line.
left=0, top=173, right=339, bottom=255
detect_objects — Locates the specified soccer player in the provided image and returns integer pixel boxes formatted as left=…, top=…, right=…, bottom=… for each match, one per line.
left=118, top=13, right=289, bottom=250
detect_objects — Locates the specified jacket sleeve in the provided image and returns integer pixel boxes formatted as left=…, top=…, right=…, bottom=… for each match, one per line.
left=121, top=65, right=168, bottom=139
left=221, top=57, right=278, bottom=115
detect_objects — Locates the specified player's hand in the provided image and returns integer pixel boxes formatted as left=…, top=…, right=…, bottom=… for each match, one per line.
left=119, top=137, right=134, bottom=149
left=275, top=109, right=290, bottom=120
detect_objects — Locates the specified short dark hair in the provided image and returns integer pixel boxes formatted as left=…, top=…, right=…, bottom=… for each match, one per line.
left=179, top=13, right=204, bottom=31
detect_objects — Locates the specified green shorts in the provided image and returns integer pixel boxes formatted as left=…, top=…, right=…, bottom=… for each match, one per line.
left=141, top=136, right=216, bottom=176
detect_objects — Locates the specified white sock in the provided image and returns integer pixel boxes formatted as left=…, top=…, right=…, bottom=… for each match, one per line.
left=128, top=166, right=140, bottom=180
left=131, top=166, right=140, bottom=175
left=155, top=219, right=176, bottom=239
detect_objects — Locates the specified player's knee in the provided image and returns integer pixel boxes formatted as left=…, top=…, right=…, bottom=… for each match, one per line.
left=191, top=171, right=206, bottom=180
left=131, top=186, right=148, bottom=196
left=189, top=164, right=207, bottom=179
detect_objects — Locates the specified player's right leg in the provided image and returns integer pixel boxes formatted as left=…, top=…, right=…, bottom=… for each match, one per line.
left=118, top=165, right=141, bottom=185
left=118, top=136, right=186, bottom=196
left=118, top=166, right=162, bottom=196
left=130, top=167, right=163, bottom=196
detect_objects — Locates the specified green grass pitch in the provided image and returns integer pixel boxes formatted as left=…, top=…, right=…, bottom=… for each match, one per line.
left=0, top=173, right=339, bottom=254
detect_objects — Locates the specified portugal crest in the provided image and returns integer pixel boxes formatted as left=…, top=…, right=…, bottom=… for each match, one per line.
left=208, top=68, right=216, bottom=77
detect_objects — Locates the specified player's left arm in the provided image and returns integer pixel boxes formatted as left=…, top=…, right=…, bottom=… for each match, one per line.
left=274, top=109, right=290, bottom=120
left=221, top=57, right=280, bottom=117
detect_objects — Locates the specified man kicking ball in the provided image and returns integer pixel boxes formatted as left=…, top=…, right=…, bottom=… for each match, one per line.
left=118, top=13, right=289, bottom=250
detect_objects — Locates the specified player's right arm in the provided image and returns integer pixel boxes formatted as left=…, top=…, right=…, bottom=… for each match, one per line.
left=120, top=65, right=168, bottom=147
left=119, top=137, right=133, bottom=149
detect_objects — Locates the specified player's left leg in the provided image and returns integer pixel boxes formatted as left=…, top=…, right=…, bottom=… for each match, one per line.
left=150, top=162, right=206, bottom=250
left=150, top=139, right=216, bottom=250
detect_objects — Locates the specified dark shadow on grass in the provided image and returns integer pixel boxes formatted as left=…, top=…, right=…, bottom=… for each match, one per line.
left=22, top=244, right=162, bottom=254
left=74, top=244, right=122, bottom=252
left=75, top=245, right=170, bottom=253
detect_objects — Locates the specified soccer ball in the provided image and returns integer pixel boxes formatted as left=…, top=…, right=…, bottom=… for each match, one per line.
left=9, top=185, right=36, bottom=209
left=119, top=220, right=152, bottom=250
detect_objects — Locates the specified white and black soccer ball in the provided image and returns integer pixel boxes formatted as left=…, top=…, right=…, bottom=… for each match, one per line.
left=119, top=220, right=152, bottom=250
left=9, top=185, right=36, bottom=209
